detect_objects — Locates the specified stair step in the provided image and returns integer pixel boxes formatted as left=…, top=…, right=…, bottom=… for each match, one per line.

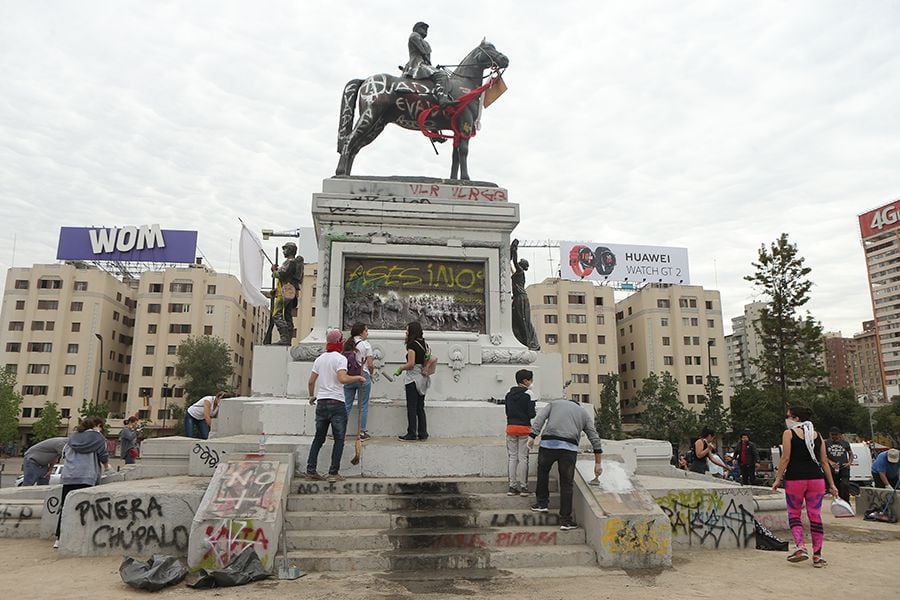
left=287, top=525, right=583, bottom=550
left=294, top=476, right=557, bottom=496
left=287, top=544, right=597, bottom=572
left=284, top=508, right=561, bottom=531
left=287, top=492, right=558, bottom=512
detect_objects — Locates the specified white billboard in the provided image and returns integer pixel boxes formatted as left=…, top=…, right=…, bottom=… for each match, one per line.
left=559, top=241, right=690, bottom=284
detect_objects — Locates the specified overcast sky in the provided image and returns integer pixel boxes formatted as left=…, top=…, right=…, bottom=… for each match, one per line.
left=2, top=1, right=899, bottom=336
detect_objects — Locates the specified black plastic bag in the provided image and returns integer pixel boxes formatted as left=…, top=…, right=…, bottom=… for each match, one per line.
left=188, top=548, right=271, bottom=589
left=120, top=555, right=188, bottom=591
left=753, top=517, right=789, bottom=551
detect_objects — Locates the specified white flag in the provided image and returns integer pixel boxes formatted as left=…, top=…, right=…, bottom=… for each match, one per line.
left=239, top=223, right=270, bottom=308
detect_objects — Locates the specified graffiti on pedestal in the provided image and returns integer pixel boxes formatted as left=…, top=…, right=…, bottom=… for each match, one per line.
left=601, top=517, right=669, bottom=556
left=655, top=489, right=755, bottom=548
left=206, top=460, right=279, bottom=519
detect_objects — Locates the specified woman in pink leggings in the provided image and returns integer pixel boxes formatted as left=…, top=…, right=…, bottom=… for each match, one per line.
left=772, top=406, right=839, bottom=567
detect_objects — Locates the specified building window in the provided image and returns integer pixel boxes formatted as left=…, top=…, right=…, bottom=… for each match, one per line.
left=15, top=300, right=25, bottom=310
left=545, top=334, right=558, bottom=345
left=657, top=299, right=670, bottom=308
left=71, top=301, right=83, bottom=311
left=705, top=301, right=713, bottom=310
left=688, top=394, right=695, bottom=404
left=169, top=324, right=192, bottom=334
left=67, top=344, right=79, bottom=353
left=170, top=282, right=193, bottom=293
left=139, top=387, right=153, bottom=397
left=629, top=361, right=635, bottom=370
left=204, top=325, right=213, bottom=335
left=22, top=385, right=49, bottom=396
left=623, top=381, right=628, bottom=390
left=620, top=345, right=626, bottom=354
left=74, top=281, right=88, bottom=291
left=65, top=365, right=76, bottom=375
left=6, top=343, right=21, bottom=352
left=598, top=355, right=607, bottom=364
left=31, top=321, right=45, bottom=331
left=597, top=335, right=606, bottom=344
left=697, top=394, right=707, bottom=404
left=37, top=300, right=59, bottom=310
left=664, top=356, right=674, bottom=365
left=707, top=338, right=716, bottom=346
left=568, top=293, right=585, bottom=305
left=147, top=324, right=157, bottom=334
left=149, top=283, right=163, bottom=293
left=594, top=297, right=604, bottom=306
left=662, top=337, right=670, bottom=346
left=63, top=386, right=74, bottom=396
left=21, top=407, right=32, bottom=418
left=71, top=322, right=81, bottom=332
left=167, top=345, right=177, bottom=355
left=568, top=334, right=579, bottom=343
left=38, top=279, right=62, bottom=289
left=685, top=356, right=693, bottom=365
left=27, top=364, right=50, bottom=374
left=60, top=408, right=70, bottom=418
left=14, top=279, right=29, bottom=289
left=543, top=295, right=557, bottom=304
left=146, top=345, right=155, bottom=355
left=567, top=354, right=589, bottom=364
left=113, top=311, right=120, bottom=321
left=207, top=285, right=217, bottom=295
left=8, top=321, right=24, bottom=331
left=28, top=342, right=52, bottom=352
left=147, top=304, right=161, bottom=313
left=168, top=303, right=190, bottom=313
left=660, top=318, right=668, bottom=326
left=687, top=375, right=694, bottom=384
left=165, top=366, right=175, bottom=377
left=545, top=314, right=558, bottom=324
left=696, top=375, right=703, bottom=385
left=573, top=374, right=589, bottom=383
left=4, top=364, right=16, bottom=374
left=710, top=357, right=718, bottom=366
left=566, top=314, right=587, bottom=324
left=142, top=366, right=153, bottom=376
left=596, top=315, right=605, bottom=325
left=707, top=319, right=715, bottom=327
left=206, top=305, right=215, bottom=315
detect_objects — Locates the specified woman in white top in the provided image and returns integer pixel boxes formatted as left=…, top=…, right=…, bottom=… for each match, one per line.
left=343, top=322, right=375, bottom=440
left=185, top=391, right=231, bottom=439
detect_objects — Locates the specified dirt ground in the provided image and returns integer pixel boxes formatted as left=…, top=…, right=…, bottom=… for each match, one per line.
left=2, top=513, right=898, bottom=600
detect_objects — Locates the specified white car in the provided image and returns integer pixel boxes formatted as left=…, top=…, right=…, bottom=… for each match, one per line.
left=15, top=463, right=64, bottom=487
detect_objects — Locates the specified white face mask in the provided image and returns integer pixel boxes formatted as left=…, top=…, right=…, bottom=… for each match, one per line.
left=785, top=418, right=800, bottom=429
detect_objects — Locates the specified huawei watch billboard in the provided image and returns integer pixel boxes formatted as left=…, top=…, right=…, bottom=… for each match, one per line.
left=56, top=225, right=198, bottom=263
left=560, top=241, right=690, bottom=285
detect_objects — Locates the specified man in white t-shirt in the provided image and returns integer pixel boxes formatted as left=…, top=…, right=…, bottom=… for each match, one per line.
left=306, top=328, right=366, bottom=482
left=344, top=322, right=376, bottom=440
left=185, top=391, right=232, bottom=439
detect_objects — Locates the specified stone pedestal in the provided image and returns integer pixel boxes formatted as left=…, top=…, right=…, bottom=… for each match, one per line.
left=255, top=177, right=562, bottom=401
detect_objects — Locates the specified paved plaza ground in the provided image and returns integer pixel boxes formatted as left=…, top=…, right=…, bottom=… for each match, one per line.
left=1, top=511, right=897, bottom=600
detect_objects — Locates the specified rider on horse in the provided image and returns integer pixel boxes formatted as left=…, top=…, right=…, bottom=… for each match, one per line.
left=403, top=22, right=453, bottom=108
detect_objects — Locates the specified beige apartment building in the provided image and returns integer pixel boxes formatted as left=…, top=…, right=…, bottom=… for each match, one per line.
left=527, top=278, right=618, bottom=404
left=614, top=284, right=728, bottom=427
left=850, top=320, right=885, bottom=404
left=724, top=301, right=765, bottom=390
left=0, top=262, right=268, bottom=444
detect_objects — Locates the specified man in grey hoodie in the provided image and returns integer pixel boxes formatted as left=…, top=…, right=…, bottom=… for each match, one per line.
left=21, top=436, right=67, bottom=485
left=55, top=417, right=109, bottom=548
left=528, top=397, right=603, bottom=530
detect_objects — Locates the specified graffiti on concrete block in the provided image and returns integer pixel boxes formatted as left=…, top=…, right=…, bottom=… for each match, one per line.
left=201, top=519, right=271, bottom=568
left=0, top=504, right=33, bottom=529
left=45, top=495, right=61, bottom=515
left=656, top=489, right=755, bottom=548
left=193, top=443, right=221, bottom=469
left=601, top=518, right=669, bottom=555
left=73, top=495, right=189, bottom=553
left=208, top=460, right=278, bottom=519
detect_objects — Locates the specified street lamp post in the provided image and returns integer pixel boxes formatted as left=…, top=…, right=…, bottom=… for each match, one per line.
left=706, top=339, right=714, bottom=379
left=94, top=333, right=105, bottom=408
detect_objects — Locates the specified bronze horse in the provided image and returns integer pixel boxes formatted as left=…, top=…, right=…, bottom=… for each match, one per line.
left=336, top=40, right=509, bottom=181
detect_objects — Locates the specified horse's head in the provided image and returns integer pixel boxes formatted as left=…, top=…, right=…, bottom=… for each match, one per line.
left=477, top=39, right=509, bottom=70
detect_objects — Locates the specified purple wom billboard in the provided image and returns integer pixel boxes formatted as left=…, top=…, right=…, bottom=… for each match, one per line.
left=56, top=225, right=198, bottom=263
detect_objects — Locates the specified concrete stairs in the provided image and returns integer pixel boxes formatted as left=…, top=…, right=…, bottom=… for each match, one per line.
left=283, top=476, right=598, bottom=573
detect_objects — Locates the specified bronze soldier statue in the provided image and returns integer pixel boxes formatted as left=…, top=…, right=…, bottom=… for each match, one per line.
left=510, top=239, right=540, bottom=351
left=403, top=21, right=453, bottom=107
left=271, top=242, right=304, bottom=345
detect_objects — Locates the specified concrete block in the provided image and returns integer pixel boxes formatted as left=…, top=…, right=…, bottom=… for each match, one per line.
left=250, top=345, right=290, bottom=397
left=188, top=456, right=292, bottom=572
left=0, top=498, right=43, bottom=538
left=57, top=477, right=208, bottom=557
left=649, top=485, right=757, bottom=550
left=858, top=486, right=898, bottom=517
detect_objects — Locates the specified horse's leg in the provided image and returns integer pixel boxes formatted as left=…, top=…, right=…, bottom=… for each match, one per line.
left=337, top=103, right=383, bottom=176
left=457, top=138, right=471, bottom=181
left=450, top=146, right=460, bottom=180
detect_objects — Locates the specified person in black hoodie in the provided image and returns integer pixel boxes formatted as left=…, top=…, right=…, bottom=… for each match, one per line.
left=505, top=369, right=536, bottom=496
left=55, top=416, right=109, bottom=548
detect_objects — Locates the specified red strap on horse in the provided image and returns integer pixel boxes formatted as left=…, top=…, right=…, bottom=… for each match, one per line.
left=417, top=77, right=498, bottom=148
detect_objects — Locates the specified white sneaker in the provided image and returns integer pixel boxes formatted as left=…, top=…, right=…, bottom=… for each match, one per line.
left=52, top=540, right=59, bottom=549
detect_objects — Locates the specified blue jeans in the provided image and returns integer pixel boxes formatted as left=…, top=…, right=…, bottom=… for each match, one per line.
left=185, top=415, right=210, bottom=439
left=22, top=458, right=50, bottom=486
left=306, top=400, right=348, bottom=475
left=344, top=371, right=372, bottom=430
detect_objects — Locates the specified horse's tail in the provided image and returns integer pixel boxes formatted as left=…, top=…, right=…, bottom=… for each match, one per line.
left=337, top=79, right=363, bottom=153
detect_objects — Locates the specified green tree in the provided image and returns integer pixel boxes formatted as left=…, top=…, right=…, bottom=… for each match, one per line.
left=637, top=372, right=695, bottom=450
left=808, top=388, right=869, bottom=436
left=745, top=233, right=827, bottom=414
left=0, top=369, right=24, bottom=447
left=595, top=373, right=623, bottom=440
left=78, top=399, right=111, bottom=434
left=872, top=399, right=900, bottom=446
left=700, top=376, right=730, bottom=444
left=31, top=400, right=62, bottom=442
left=175, top=336, right=234, bottom=403
left=730, top=384, right=783, bottom=447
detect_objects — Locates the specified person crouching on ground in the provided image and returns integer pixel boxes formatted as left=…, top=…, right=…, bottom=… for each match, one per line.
left=55, top=417, right=109, bottom=549
left=505, top=369, right=536, bottom=496
left=306, top=328, right=366, bottom=482
left=528, top=393, right=603, bottom=531
left=772, top=405, right=839, bottom=568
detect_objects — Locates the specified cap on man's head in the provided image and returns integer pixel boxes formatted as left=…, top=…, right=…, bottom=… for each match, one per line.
left=887, top=448, right=900, bottom=464
left=282, top=241, right=297, bottom=250
left=326, top=328, right=342, bottom=344
left=829, top=426, right=842, bottom=435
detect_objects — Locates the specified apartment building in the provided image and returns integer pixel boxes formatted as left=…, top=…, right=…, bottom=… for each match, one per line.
left=526, top=278, right=618, bottom=404
left=850, top=320, right=884, bottom=403
left=614, top=284, right=728, bottom=426
left=724, top=301, right=765, bottom=390
left=0, top=262, right=268, bottom=444
left=823, top=332, right=854, bottom=390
